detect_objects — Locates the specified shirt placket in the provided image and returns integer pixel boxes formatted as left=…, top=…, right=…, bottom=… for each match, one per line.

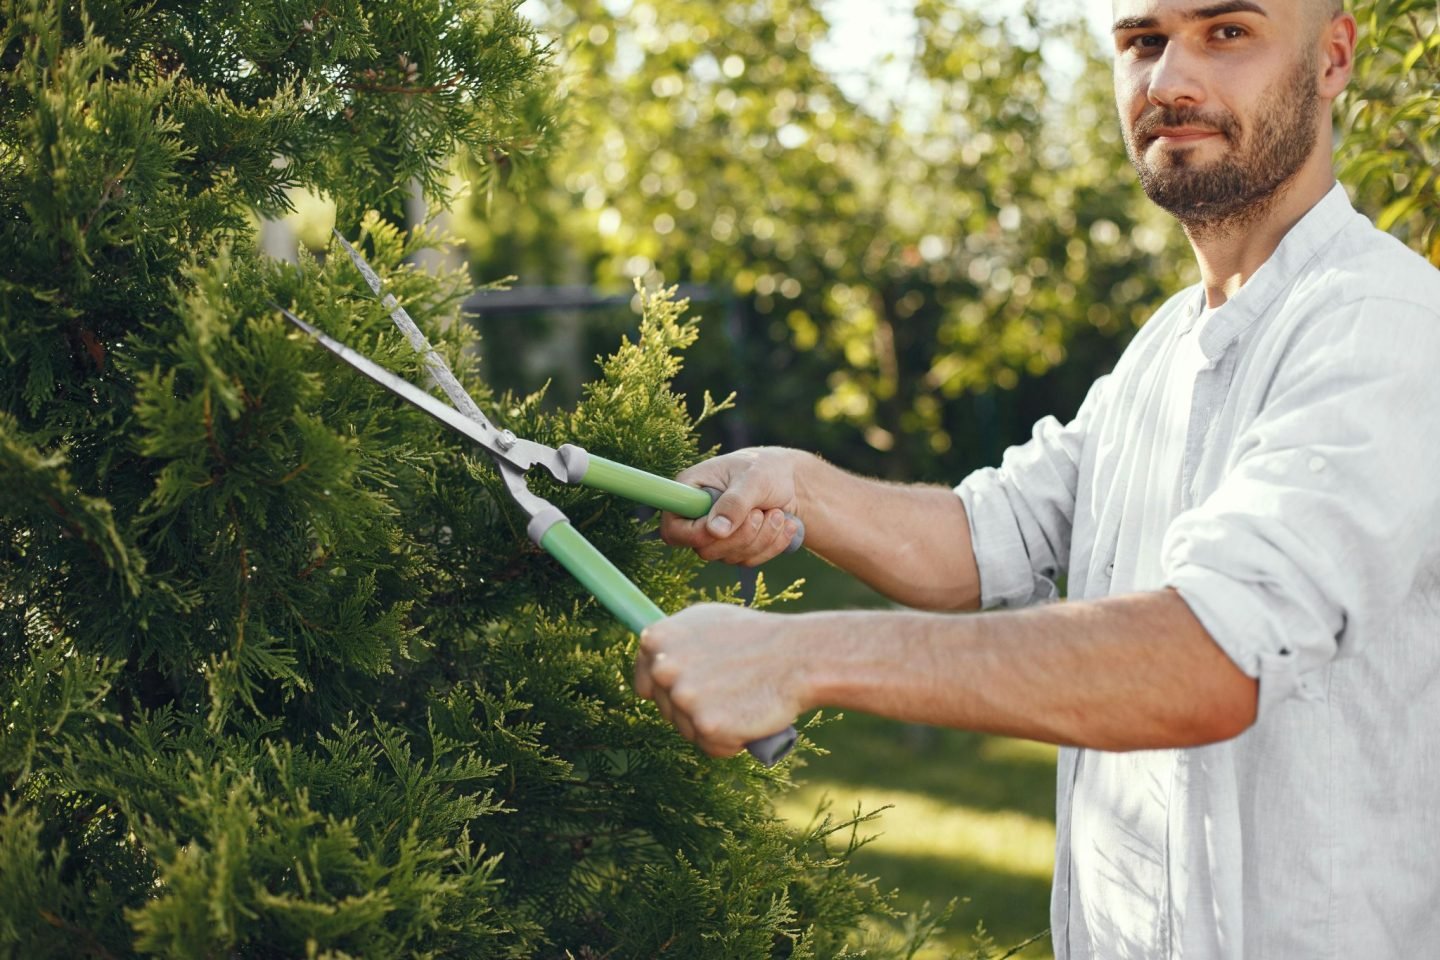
left=1184, top=329, right=1240, bottom=511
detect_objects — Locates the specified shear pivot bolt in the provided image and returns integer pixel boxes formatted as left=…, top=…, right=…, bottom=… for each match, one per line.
left=497, top=429, right=518, bottom=451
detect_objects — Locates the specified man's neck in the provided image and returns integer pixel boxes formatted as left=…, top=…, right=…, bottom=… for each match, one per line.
left=1185, top=162, right=1338, bottom=309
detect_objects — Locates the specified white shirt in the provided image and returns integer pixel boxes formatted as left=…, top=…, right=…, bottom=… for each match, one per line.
left=1111, top=297, right=1213, bottom=593
left=955, top=183, right=1440, bottom=958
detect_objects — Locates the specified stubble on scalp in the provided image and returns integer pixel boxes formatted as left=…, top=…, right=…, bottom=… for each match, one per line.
left=1126, top=48, right=1321, bottom=241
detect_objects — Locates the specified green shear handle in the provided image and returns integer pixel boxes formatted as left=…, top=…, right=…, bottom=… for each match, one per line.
left=560, top=449, right=806, bottom=555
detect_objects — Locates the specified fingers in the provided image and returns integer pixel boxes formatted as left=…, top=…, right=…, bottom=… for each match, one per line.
left=636, top=644, right=706, bottom=751
left=697, top=507, right=768, bottom=563
left=652, top=682, right=696, bottom=743
left=750, top=509, right=799, bottom=566
left=662, top=505, right=799, bottom=567
left=634, top=611, right=760, bottom=760
left=704, top=509, right=792, bottom=567
left=659, top=449, right=800, bottom=567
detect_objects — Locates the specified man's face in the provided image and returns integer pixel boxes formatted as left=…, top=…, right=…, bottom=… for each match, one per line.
left=1112, top=1, right=1323, bottom=228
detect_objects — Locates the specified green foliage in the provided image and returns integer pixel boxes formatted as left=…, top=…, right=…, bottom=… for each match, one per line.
left=1338, top=0, right=1440, bottom=265
left=0, top=2, right=925, bottom=957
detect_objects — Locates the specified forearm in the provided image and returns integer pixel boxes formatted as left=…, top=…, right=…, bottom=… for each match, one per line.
left=794, top=588, right=1257, bottom=750
left=790, top=452, right=981, bottom=611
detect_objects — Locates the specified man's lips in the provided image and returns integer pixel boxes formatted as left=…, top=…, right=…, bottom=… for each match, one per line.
left=1148, top=127, right=1222, bottom=145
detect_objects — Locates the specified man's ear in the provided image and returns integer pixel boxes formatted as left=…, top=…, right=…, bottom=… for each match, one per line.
left=1317, top=13, right=1357, bottom=99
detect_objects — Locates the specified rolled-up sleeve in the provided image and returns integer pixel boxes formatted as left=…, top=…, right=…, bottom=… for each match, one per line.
left=956, top=375, right=1109, bottom=609
left=1164, top=298, right=1440, bottom=717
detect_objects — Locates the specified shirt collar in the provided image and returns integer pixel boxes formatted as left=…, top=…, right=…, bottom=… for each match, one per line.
left=1194, top=181, right=1355, bottom=361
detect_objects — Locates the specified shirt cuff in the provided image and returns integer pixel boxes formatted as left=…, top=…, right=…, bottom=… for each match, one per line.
left=956, top=468, right=1059, bottom=610
left=1167, top=564, right=1331, bottom=720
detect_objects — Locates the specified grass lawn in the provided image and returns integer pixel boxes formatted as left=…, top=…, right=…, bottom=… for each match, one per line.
left=696, top=550, right=1058, bottom=958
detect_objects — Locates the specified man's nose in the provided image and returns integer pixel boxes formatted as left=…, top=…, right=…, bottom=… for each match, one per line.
left=1147, top=41, right=1207, bottom=109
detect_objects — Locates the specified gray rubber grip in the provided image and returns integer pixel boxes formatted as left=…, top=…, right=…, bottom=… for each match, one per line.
left=701, top=487, right=805, bottom=554
left=746, top=726, right=799, bottom=766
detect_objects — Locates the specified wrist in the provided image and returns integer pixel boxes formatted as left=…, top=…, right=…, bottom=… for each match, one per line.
left=786, top=612, right=826, bottom=713
left=787, top=610, right=860, bottom=713
left=783, top=448, right=824, bottom=524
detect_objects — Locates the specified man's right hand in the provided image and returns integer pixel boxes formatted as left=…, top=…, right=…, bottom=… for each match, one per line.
left=660, top=447, right=808, bottom=567
left=663, top=445, right=979, bottom=611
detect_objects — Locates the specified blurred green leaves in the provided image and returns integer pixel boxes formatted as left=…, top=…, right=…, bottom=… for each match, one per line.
left=1338, top=0, right=1439, bottom=264
left=460, top=0, right=1195, bottom=478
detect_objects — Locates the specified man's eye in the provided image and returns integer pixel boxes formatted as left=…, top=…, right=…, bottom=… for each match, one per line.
left=1212, top=24, right=1247, bottom=40
left=1125, top=34, right=1166, bottom=53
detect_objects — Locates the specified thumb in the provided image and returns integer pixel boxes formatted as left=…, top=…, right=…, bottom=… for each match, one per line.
left=704, top=482, right=754, bottom=538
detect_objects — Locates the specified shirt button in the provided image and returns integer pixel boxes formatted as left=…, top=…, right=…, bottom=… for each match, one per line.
left=1105, top=561, right=1115, bottom=577
left=1309, top=456, right=1327, bottom=473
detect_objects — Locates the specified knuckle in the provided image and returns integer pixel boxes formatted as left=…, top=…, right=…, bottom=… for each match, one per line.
left=669, top=682, right=697, bottom=713
left=732, top=525, right=764, bottom=552
left=692, top=713, right=722, bottom=741
left=650, top=654, right=678, bottom=686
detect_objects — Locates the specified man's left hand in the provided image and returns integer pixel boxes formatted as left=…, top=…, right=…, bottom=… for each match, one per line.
left=635, top=604, right=809, bottom=758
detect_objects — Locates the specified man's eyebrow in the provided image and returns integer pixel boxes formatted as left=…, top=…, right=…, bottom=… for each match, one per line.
left=1112, top=1, right=1269, bottom=33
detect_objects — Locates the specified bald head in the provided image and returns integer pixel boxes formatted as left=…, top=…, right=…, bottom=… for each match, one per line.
left=1314, top=0, right=1345, bottom=26
left=1301, top=0, right=1348, bottom=56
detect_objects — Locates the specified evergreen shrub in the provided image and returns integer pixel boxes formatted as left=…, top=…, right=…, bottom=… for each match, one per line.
left=0, top=2, right=927, bottom=956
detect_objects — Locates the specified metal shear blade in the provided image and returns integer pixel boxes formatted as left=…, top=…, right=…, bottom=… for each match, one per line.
left=277, top=306, right=569, bottom=489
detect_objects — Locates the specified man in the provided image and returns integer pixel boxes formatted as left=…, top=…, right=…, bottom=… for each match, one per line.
left=638, top=1, right=1440, bottom=956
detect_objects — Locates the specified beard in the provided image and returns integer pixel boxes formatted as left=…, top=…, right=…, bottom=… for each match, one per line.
left=1124, top=51, right=1321, bottom=235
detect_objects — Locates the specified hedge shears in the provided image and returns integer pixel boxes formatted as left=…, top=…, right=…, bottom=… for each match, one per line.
left=277, top=232, right=799, bottom=766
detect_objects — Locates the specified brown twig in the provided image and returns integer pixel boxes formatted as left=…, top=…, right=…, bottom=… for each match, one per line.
left=296, top=546, right=329, bottom=580
left=78, top=159, right=134, bottom=239
left=277, top=461, right=310, bottom=484
left=37, top=910, right=121, bottom=960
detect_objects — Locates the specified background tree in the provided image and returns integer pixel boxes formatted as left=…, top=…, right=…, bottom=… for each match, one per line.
left=0, top=2, right=936, bottom=956
left=457, top=0, right=1196, bottom=482
left=1337, top=0, right=1439, bottom=265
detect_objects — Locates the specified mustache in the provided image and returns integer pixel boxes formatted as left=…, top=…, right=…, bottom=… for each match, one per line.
left=1132, top=106, right=1240, bottom=142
